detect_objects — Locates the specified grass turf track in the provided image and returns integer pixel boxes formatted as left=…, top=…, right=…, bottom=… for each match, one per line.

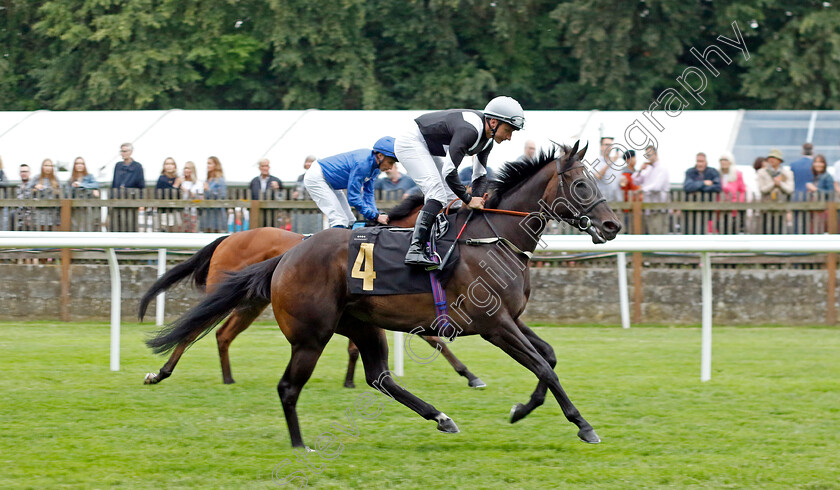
left=1, top=321, right=838, bottom=489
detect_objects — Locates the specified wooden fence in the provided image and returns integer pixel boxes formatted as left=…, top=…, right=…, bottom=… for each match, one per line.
left=1, top=188, right=837, bottom=235
left=0, top=187, right=411, bottom=234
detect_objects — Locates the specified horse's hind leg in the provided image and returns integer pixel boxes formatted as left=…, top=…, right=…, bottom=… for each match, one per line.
left=509, top=319, right=554, bottom=423
left=344, top=340, right=359, bottom=388
left=343, top=324, right=458, bottom=434
left=482, top=318, right=599, bottom=444
left=216, top=302, right=267, bottom=384
left=421, top=335, right=486, bottom=388
left=144, top=328, right=203, bottom=385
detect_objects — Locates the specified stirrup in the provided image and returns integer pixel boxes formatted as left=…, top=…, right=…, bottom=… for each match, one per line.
left=405, top=255, right=437, bottom=267
left=405, top=247, right=438, bottom=268
left=424, top=257, right=441, bottom=271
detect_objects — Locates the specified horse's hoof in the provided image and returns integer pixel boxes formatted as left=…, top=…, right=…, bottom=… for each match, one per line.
left=509, top=403, right=528, bottom=424
left=143, top=372, right=159, bottom=385
left=343, top=381, right=356, bottom=389
left=435, top=413, right=460, bottom=433
left=223, top=379, right=236, bottom=385
left=577, top=426, right=601, bottom=444
left=468, top=378, right=487, bottom=389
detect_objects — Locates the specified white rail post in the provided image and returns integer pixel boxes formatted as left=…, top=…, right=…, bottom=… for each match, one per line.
left=106, top=248, right=121, bottom=371
left=156, top=248, right=167, bottom=326
left=701, top=252, right=712, bottom=382
left=617, top=252, right=630, bottom=329
left=393, top=331, right=404, bottom=376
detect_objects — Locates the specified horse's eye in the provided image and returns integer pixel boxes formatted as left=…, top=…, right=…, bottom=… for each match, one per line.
left=572, top=179, right=594, bottom=202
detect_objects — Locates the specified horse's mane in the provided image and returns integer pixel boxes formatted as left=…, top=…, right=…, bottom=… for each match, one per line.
left=387, top=192, right=425, bottom=220
left=486, top=143, right=573, bottom=208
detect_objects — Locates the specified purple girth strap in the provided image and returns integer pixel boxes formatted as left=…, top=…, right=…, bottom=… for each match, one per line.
left=427, top=238, right=450, bottom=329
left=429, top=270, right=449, bottom=330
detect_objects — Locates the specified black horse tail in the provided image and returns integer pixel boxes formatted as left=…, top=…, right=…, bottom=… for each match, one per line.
left=145, top=254, right=283, bottom=355
left=138, top=235, right=228, bottom=320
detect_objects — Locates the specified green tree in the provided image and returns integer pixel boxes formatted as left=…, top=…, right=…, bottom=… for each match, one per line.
left=32, top=0, right=271, bottom=109
left=267, top=0, right=378, bottom=109
left=0, top=1, right=46, bottom=110
left=4, top=0, right=838, bottom=111
left=552, top=0, right=715, bottom=110
left=365, top=0, right=480, bottom=109
left=736, top=4, right=840, bottom=109
left=365, top=0, right=576, bottom=110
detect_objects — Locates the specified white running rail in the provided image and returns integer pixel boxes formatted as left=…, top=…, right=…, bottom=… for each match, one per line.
left=2, top=232, right=838, bottom=380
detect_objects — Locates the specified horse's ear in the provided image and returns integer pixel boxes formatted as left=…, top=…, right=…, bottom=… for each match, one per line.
left=570, top=140, right=580, bottom=157
left=576, top=142, right=589, bottom=162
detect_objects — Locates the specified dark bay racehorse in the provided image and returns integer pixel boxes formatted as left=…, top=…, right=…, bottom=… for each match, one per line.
left=139, top=194, right=485, bottom=389
left=148, top=142, right=621, bottom=447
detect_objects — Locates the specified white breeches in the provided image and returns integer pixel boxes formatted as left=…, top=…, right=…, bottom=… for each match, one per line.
left=303, top=161, right=356, bottom=228
left=395, top=125, right=458, bottom=206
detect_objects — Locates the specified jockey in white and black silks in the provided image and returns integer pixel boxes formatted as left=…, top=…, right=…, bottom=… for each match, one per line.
left=395, top=96, right=525, bottom=268
left=304, top=136, right=398, bottom=229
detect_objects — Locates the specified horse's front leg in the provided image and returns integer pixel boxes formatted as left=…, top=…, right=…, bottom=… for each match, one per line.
left=509, top=319, right=553, bottom=423
left=481, top=317, right=599, bottom=444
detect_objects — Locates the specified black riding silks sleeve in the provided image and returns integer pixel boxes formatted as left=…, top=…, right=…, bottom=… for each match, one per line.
left=443, top=126, right=482, bottom=203
left=469, top=141, right=491, bottom=198
left=445, top=170, right=471, bottom=203
left=447, top=126, right=478, bottom=170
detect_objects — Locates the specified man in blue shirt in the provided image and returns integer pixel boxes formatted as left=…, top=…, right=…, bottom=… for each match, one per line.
left=458, top=163, right=495, bottom=186
left=683, top=152, right=721, bottom=194
left=248, top=158, right=284, bottom=199
left=788, top=142, right=814, bottom=200
left=304, top=137, right=398, bottom=228
left=111, top=143, right=145, bottom=192
left=110, top=142, right=145, bottom=231
left=375, top=165, right=419, bottom=199
left=683, top=152, right=721, bottom=234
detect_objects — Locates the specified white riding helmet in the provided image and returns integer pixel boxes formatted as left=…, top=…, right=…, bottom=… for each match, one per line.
left=483, top=96, right=525, bottom=130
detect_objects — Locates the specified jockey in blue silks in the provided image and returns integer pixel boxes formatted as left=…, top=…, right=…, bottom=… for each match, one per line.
left=303, top=136, right=398, bottom=228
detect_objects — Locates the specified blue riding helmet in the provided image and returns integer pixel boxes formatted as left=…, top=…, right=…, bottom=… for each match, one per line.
left=373, top=136, right=398, bottom=161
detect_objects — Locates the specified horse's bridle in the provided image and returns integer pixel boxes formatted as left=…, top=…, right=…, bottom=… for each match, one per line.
left=458, top=157, right=607, bottom=259
left=475, top=158, right=606, bottom=231
left=553, top=160, right=606, bottom=231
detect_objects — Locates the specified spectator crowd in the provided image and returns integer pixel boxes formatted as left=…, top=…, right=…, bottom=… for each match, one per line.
left=1, top=142, right=247, bottom=232
left=0, top=142, right=423, bottom=233
left=1, top=140, right=838, bottom=235
left=585, top=138, right=840, bottom=234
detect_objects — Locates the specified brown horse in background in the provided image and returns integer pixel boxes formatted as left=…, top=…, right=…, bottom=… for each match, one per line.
left=139, top=193, right=485, bottom=388
left=148, top=142, right=622, bottom=447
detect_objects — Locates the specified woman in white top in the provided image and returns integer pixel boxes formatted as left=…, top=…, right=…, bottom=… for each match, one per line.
left=180, top=161, right=204, bottom=232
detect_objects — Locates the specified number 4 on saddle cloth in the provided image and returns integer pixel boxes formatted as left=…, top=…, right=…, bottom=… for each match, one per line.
left=347, top=214, right=459, bottom=295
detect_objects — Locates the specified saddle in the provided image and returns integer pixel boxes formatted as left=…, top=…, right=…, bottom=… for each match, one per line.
left=346, top=214, right=460, bottom=295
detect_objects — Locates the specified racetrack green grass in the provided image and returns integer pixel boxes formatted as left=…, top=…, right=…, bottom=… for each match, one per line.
left=2, top=322, right=838, bottom=489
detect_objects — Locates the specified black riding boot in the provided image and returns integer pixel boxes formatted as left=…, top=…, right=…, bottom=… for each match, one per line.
left=405, top=201, right=442, bottom=267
